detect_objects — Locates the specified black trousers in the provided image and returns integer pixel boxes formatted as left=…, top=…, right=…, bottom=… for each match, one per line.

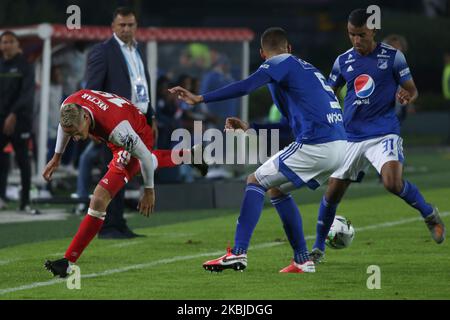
left=99, top=144, right=128, bottom=233
left=0, top=122, right=32, bottom=209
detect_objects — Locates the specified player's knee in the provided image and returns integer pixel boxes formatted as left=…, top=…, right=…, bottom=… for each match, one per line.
left=325, top=178, right=348, bottom=203
left=268, top=188, right=285, bottom=199
left=383, top=178, right=403, bottom=194
left=247, top=174, right=259, bottom=185
left=89, top=186, right=112, bottom=212
left=89, top=195, right=109, bottom=212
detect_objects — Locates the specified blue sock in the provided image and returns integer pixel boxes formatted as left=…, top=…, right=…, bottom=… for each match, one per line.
left=232, top=183, right=266, bottom=255
left=271, top=194, right=308, bottom=264
left=313, top=196, right=338, bottom=252
left=398, top=180, right=433, bottom=218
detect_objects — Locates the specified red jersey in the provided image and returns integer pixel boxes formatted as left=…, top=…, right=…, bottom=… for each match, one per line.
left=62, top=89, right=152, bottom=148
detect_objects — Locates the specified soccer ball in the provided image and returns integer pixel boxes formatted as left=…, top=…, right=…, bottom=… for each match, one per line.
left=325, top=215, right=355, bottom=249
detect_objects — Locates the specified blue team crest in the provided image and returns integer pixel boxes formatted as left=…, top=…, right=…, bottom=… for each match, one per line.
left=354, top=74, right=375, bottom=98
left=377, top=59, right=388, bottom=70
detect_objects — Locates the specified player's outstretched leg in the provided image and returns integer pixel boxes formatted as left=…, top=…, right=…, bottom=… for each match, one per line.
left=269, top=189, right=314, bottom=273
left=382, top=162, right=445, bottom=244
left=311, top=178, right=351, bottom=263
left=203, top=174, right=265, bottom=272
left=154, top=144, right=209, bottom=177
left=44, top=185, right=111, bottom=278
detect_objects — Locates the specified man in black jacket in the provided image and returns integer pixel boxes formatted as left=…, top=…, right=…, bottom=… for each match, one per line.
left=0, top=31, right=37, bottom=214
left=85, top=7, right=156, bottom=238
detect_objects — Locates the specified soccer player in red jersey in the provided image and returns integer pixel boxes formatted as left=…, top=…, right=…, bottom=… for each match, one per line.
left=43, top=89, right=207, bottom=277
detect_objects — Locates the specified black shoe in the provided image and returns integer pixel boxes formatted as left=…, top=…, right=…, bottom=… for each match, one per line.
left=44, top=258, right=70, bottom=278
left=98, top=229, right=129, bottom=239
left=190, top=143, right=208, bottom=177
left=120, top=227, right=146, bottom=238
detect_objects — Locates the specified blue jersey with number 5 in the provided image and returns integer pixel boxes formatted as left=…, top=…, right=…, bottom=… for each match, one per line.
left=202, top=53, right=347, bottom=145
left=260, top=54, right=347, bottom=144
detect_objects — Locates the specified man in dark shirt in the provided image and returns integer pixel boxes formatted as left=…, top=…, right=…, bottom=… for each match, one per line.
left=0, top=31, right=37, bottom=214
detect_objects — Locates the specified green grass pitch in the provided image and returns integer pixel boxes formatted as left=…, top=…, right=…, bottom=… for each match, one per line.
left=0, top=148, right=449, bottom=299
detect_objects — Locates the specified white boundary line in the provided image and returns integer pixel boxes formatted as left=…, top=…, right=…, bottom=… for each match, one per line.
left=0, top=212, right=448, bottom=296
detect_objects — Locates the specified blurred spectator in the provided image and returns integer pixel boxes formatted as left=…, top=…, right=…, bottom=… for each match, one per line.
left=443, top=51, right=450, bottom=143
left=174, top=43, right=211, bottom=79
left=73, top=140, right=102, bottom=215
left=200, top=54, right=240, bottom=127
left=383, top=34, right=415, bottom=123
left=423, top=0, right=448, bottom=17
left=46, top=65, right=64, bottom=162
left=53, top=41, right=89, bottom=96
left=84, top=6, right=156, bottom=239
left=0, top=31, right=37, bottom=213
left=156, top=75, right=182, bottom=149
left=443, top=52, right=450, bottom=100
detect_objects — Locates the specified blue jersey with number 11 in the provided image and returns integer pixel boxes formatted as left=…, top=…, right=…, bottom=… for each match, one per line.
left=328, top=42, right=413, bottom=142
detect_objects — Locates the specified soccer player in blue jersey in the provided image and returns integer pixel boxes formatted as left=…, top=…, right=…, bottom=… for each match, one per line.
left=309, top=9, right=446, bottom=263
left=170, top=27, right=347, bottom=273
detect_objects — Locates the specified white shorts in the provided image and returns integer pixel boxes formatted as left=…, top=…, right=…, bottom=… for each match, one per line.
left=255, top=140, right=346, bottom=193
left=331, top=134, right=404, bottom=182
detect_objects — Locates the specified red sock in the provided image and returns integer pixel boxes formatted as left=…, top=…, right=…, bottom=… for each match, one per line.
left=153, top=149, right=187, bottom=168
left=64, top=214, right=104, bottom=263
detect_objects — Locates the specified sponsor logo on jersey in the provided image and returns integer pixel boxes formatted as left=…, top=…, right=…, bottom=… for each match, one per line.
left=347, top=65, right=354, bottom=72
left=354, top=74, right=375, bottom=98
left=102, top=179, right=109, bottom=185
left=260, top=64, right=270, bottom=69
left=377, top=59, right=388, bottom=70
left=326, top=112, right=343, bottom=124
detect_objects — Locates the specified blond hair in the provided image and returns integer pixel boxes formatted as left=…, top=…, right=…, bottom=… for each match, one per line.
left=60, top=104, right=84, bottom=128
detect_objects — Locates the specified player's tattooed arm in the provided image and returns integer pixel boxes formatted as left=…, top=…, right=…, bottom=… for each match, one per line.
left=109, top=121, right=156, bottom=216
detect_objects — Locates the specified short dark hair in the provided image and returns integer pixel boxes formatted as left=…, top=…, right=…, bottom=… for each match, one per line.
left=113, top=6, right=136, bottom=21
left=348, top=8, right=371, bottom=27
left=0, top=30, right=19, bottom=42
left=261, top=27, right=288, bottom=52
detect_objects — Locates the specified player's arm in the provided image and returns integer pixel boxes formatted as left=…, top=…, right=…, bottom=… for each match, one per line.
left=109, top=121, right=155, bottom=216
left=328, top=56, right=345, bottom=95
left=394, top=50, right=418, bottom=105
left=42, top=124, right=71, bottom=181
left=169, top=69, right=272, bottom=105
left=398, top=79, right=418, bottom=105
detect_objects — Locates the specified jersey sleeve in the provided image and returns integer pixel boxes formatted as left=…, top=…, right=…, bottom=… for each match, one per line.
left=54, top=124, right=71, bottom=154
left=202, top=69, right=271, bottom=103
left=393, top=50, right=413, bottom=85
left=328, top=56, right=345, bottom=88
left=109, top=120, right=155, bottom=188
left=258, top=58, right=289, bottom=82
